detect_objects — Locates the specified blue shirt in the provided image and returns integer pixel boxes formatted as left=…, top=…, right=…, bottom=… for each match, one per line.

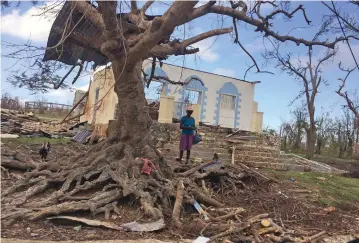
left=181, top=116, right=195, bottom=135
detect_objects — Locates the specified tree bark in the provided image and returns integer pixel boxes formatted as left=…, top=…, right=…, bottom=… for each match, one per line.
left=109, top=59, right=153, bottom=157
left=306, top=101, right=316, bottom=159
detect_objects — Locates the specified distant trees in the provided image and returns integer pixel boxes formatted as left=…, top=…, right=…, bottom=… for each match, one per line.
left=1, top=92, right=23, bottom=110
left=280, top=104, right=359, bottom=159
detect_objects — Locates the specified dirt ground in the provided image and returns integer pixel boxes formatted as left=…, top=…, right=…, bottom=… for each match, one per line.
left=1, top=140, right=359, bottom=242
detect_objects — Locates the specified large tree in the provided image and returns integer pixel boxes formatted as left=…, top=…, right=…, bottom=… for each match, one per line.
left=266, top=44, right=336, bottom=159
left=2, top=1, right=357, bottom=224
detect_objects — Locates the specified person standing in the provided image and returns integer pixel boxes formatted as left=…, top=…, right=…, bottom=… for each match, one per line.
left=177, top=105, right=196, bottom=163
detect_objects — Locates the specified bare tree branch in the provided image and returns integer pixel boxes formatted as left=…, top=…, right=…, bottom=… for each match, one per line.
left=265, top=4, right=311, bottom=25
left=141, top=0, right=154, bottom=13
left=131, top=1, right=138, bottom=14
left=336, top=63, right=359, bottom=119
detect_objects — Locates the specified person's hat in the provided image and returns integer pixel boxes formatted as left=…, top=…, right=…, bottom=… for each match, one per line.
left=186, top=105, right=194, bottom=111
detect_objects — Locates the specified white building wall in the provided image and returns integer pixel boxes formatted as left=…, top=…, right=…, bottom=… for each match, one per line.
left=142, top=60, right=256, bottom=130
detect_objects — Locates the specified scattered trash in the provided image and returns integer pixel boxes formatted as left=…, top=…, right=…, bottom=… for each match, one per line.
left=278, top=191, right=289, bottom=199
left=193, top=236, right=210, bottom=243
left=261, top=219, right=271, bottom=227
left=317, top=177, right=327, bottom=181
left=193, top=200, right=210, bottom=221
left=290, top=178, right=295, bottom=182
left=47, top=216, right=122, bottom=230
left=137, top=157, right=157, bottom=175
left=71, top=130, right=92, bottom=144
left=323, top=206, right=336, bottom=214
left=73, top=225, right=82, bottom=232
left=121, top=218, right=165, bottom=232
left=0, top=134, right=19, bottom=139
left=30, top=233, right=39, bottom=237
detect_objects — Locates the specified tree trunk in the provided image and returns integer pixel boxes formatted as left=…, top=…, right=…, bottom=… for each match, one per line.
left=306, top=103, right=316, bottom=160
left=294, top=123, right=302, bottom=150
left=306, top=129, right=315, bottom=159
left=316, top=139, right=322, bottom=155
left=110, top=59, right=153, bottom=157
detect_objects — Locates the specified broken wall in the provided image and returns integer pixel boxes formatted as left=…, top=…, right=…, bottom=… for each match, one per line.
left=250, top=101, right=263, bottom=133
left=81, top=66, right=118, bottom=136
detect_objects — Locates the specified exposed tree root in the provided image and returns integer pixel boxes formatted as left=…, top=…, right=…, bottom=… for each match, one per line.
left=1, top=136, right=255, bottom=236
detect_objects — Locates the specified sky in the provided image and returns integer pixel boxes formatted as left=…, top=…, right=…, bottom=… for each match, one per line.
left=1, top=1, right=358, bottom=130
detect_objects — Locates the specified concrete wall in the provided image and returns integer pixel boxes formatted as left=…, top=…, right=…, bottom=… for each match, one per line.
left=81, top=66, right=118, bottom=135
left=73, top=90, right=87, bottom=117
left=250, top=101, right=263, bottom=133
left=81, top=61, right=260, bottom=132
left=142, top=60, right=257, bottom=130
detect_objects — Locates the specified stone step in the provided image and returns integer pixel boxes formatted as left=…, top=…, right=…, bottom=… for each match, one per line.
left=166, top=143, right=228, bottom=153
left=236, top=151, right=280, bottom=157
left=235, top=155, right=286, bottom=163
left=244, top=162, right=307, bottom=172
left=235, top=144, right=280, bottom=153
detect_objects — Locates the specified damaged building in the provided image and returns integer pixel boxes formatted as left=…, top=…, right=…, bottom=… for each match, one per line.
left=72, top=90, right=87, bottom=117
left=80, top=60, right=263, bottom=136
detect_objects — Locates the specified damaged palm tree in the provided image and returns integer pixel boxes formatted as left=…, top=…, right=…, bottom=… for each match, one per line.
left=2, top=0, right=357, bottom=226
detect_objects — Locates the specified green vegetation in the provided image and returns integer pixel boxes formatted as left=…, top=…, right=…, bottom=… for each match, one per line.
left=36, top=113, right=66, bottom=121
left=2, top=136, right=71, bottom=145
left=271, top=171, right=359, bottom=209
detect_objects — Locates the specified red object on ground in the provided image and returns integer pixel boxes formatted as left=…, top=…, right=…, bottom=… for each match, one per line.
left=139, top=158, right=157, bottom=175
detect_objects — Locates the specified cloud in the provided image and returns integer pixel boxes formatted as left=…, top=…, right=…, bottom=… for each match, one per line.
left=76, top=84, right=90, bottom=92
left=214, top=68, right=236, bottom=77
left=333, top=42, right=359, bottom=68
left=46, top=88, right=75, bottom=104
left=243, top=38, right=266, bottom=53
left=0, top=3, right=60, bottom=42
left=192, top=38, right=220, bottom=62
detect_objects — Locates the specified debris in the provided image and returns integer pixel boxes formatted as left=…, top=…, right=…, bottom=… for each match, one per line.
left=0, top=134, right=19, bottom=139
left=323, top=206, right=336, bottom=214
left=231, top=146, right=235, bottom=164
left=317, top=176, right=327, bottom=181
left=172, top=180, right=185, bottom=227
left=278, top=191, right=289, bottom=199
left=137, top=157, right=157, bottom=175
left=261, top=219, right=271, bottom=227
left=73, top=225, right=82, bottom=232
left=30, top=233, right=39, bottom=237
left=194, top=157, right=203, bottom=163
left=290, top=189, right=312, bottom=193
left=290, top=178, right=295, bottom=182
left=193, top=200, right=210, bottom=221
left=47, top=216, right=122, bottom=230
left=121, top=218, right=165, bottom=232
left=193, top=236, right=210, bottom=243
left=72, top=130, right=92, bottom=144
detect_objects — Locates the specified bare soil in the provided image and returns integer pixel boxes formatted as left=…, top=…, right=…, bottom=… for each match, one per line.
left=1, top=140, right=359, bottom=241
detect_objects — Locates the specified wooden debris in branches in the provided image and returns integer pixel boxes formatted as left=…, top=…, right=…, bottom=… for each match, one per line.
left=192, top=189, right=225, bottom=208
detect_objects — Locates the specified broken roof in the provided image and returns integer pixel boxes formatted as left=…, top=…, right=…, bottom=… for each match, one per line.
left=43, top=2, right=160, bottom=67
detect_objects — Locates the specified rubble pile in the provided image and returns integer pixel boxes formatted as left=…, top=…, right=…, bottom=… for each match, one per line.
left=151, top=122, right=180, bottom=148
left=1, top=109, right=76, bottom=137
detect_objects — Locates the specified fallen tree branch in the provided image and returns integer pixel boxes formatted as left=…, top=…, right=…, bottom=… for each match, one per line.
left=60, top=91, right=89, bottom=124
left=172, top=180, right=185, bottom=228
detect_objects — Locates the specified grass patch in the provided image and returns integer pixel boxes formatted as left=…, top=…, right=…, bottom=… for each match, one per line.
left=271, top=170, right=359, bottom=209
left=2, top=136, right=71, bottom=145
